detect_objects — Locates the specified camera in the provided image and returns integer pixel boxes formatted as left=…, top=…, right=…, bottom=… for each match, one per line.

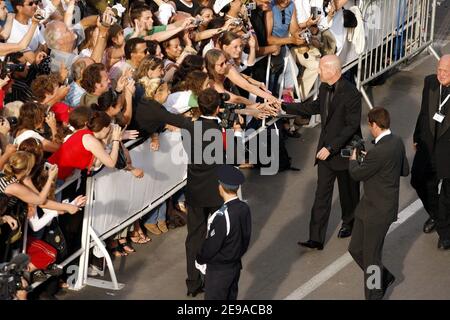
left=219, top=93, right=246, bottom=129
left=44, top=162, right=53, bottom=171
left=193, top=16, right=203, bottom=27
left=245, top=1, right=256, bottom=17
left=311, top=7, right=322, bottom=20
left=241, top=32, right=251, bottom=41
left=0, top=254, right=29, bottom=300
left=0, top=61, right=26, bottom=78
left=2, top=116, right=18, bottom=129
left=34, top=9, right=46, bottom=21
left=299, top=29, right=312, bottom=44
left=340, top=135, right=366, bottom=162
left=230, top=18, right=243, bottom=27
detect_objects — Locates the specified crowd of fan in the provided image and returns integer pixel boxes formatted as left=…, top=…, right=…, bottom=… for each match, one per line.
left=0, top=0, right=359, bottom=299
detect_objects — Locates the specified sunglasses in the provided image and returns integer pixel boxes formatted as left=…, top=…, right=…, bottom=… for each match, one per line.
left=281, top=10, right=286, bottom=24
left=215, top=60, right=227, bottom=67
left=24, top=0, right=40, bottom=6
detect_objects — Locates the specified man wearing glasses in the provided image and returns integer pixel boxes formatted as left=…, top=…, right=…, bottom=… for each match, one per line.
left=7, top=0, right=45, bottom=63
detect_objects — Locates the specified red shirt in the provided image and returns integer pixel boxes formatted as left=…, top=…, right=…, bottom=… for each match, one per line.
left=48, top=129, right=94, bottom=180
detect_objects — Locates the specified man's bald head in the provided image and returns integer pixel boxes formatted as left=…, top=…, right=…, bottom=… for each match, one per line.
left=437, top=54, right=450, bottom=87
left=319, top=55, right=342, bottom=85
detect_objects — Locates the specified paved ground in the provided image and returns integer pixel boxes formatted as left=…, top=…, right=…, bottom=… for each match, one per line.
left=59, top=9, right=450, bottom=300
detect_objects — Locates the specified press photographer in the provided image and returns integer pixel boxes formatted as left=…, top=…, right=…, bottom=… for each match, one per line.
left=0, top=254, right=29, bottom=300
left=348, top=107, right=409, bottom=300
left=218, top=92, right=246, bottom=129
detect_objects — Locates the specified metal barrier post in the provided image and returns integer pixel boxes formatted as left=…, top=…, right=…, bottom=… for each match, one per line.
left=72, top=175, right=94, bottom=291
left=427, top=0, right=440, bottom=60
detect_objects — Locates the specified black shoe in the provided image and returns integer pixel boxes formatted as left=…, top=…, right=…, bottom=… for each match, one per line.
left=31, top=270, right=49, bottom=283
left=187, top=286, right=204, bottom=297
left=423, top=218, right=436, bottom=233
left=438, top=238, right=450, bottom=250
left=337, top=225, right=353, bottom=238
left=298, top=240, right=324, bottom=250
left=45, top=264, right=63, bottom=277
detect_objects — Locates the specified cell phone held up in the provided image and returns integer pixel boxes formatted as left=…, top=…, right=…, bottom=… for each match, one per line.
left=44, top=162, right=52, bottom=171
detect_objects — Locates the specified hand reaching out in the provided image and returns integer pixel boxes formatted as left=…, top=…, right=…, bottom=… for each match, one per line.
left=2, top=215, right=18, bottom=230
left=122, top=130, right=139, bottom=140
left=131, top=167, right=144, bottom=178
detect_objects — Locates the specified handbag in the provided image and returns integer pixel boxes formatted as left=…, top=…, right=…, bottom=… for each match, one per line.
left=115, top=142, right=128, bottom=170
left=8, top=201, right=26, bottom=244
left=343, top=9, right=358, bottom=28
left=44, top=219, right=68, bottom=261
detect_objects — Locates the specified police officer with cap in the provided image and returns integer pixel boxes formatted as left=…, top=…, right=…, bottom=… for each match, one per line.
left=195, top=165, right=252, bottom=300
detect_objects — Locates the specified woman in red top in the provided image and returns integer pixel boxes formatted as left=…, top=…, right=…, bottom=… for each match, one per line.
left=48, top=111, right=123, bottom=180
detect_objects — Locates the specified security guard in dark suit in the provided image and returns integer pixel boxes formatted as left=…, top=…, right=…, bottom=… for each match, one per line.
left=196, top=165, right=252, bottom=300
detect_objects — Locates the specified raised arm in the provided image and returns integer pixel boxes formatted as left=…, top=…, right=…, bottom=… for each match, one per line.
left=82, top=125, right=122, bottom=168
left=90, top=12, right=112, bottom=63
left=226, top=66, right=278, bottom=103
left=145, top=19, right=193, bottom=42
left=0, top=13, right=15, bottom=40
left=0, top=19, right=39, bottom=56
left=64, top=0, right=76, bottom=27
left=5, top=165, right=58, bottom=206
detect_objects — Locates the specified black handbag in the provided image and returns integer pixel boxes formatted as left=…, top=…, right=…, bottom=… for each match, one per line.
left=343, top=9, right=358, bottom=28
left=44, top=219, right=68, bottom=261
left=115, top=142, right=128, bottom=170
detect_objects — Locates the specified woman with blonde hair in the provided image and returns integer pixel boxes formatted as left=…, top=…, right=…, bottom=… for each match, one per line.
left=135, top=56, right=165, bottom=81
left=1, top=151, right=57, bottom=209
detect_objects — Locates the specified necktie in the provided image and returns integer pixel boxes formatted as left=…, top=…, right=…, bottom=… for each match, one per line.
left=323, top=84, right=334, bottom=121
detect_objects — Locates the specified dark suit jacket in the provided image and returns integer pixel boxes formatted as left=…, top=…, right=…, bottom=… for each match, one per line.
left=283, top=77, right=362, bottom=171
left=412, top=74, right=450, bottom=178
left=135, top=97, right=232, bottom=208
left=349, top=134, right=410, bottom=224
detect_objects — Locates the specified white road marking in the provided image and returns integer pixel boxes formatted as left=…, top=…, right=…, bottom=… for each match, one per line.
left=284, top=199, right=424, bottom=300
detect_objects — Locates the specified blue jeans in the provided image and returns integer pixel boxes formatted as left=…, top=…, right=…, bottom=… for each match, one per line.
left=143, top=202, right=167, bottom=224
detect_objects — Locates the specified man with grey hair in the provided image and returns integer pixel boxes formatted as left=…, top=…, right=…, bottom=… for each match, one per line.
left=44, top=10, right=112, bottom=75
left=411, top=54, right=450, bottom=249
left=283, top=54, right=361, bottom=249
left=65, top=57, right=94, bottom=107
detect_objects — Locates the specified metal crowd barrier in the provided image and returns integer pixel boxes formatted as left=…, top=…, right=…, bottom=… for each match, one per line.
left=267, top=0, right=439, bottom=112
left=356, top=0, right=439, bottom=108
left=27, top=122, right=276, bottom=291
